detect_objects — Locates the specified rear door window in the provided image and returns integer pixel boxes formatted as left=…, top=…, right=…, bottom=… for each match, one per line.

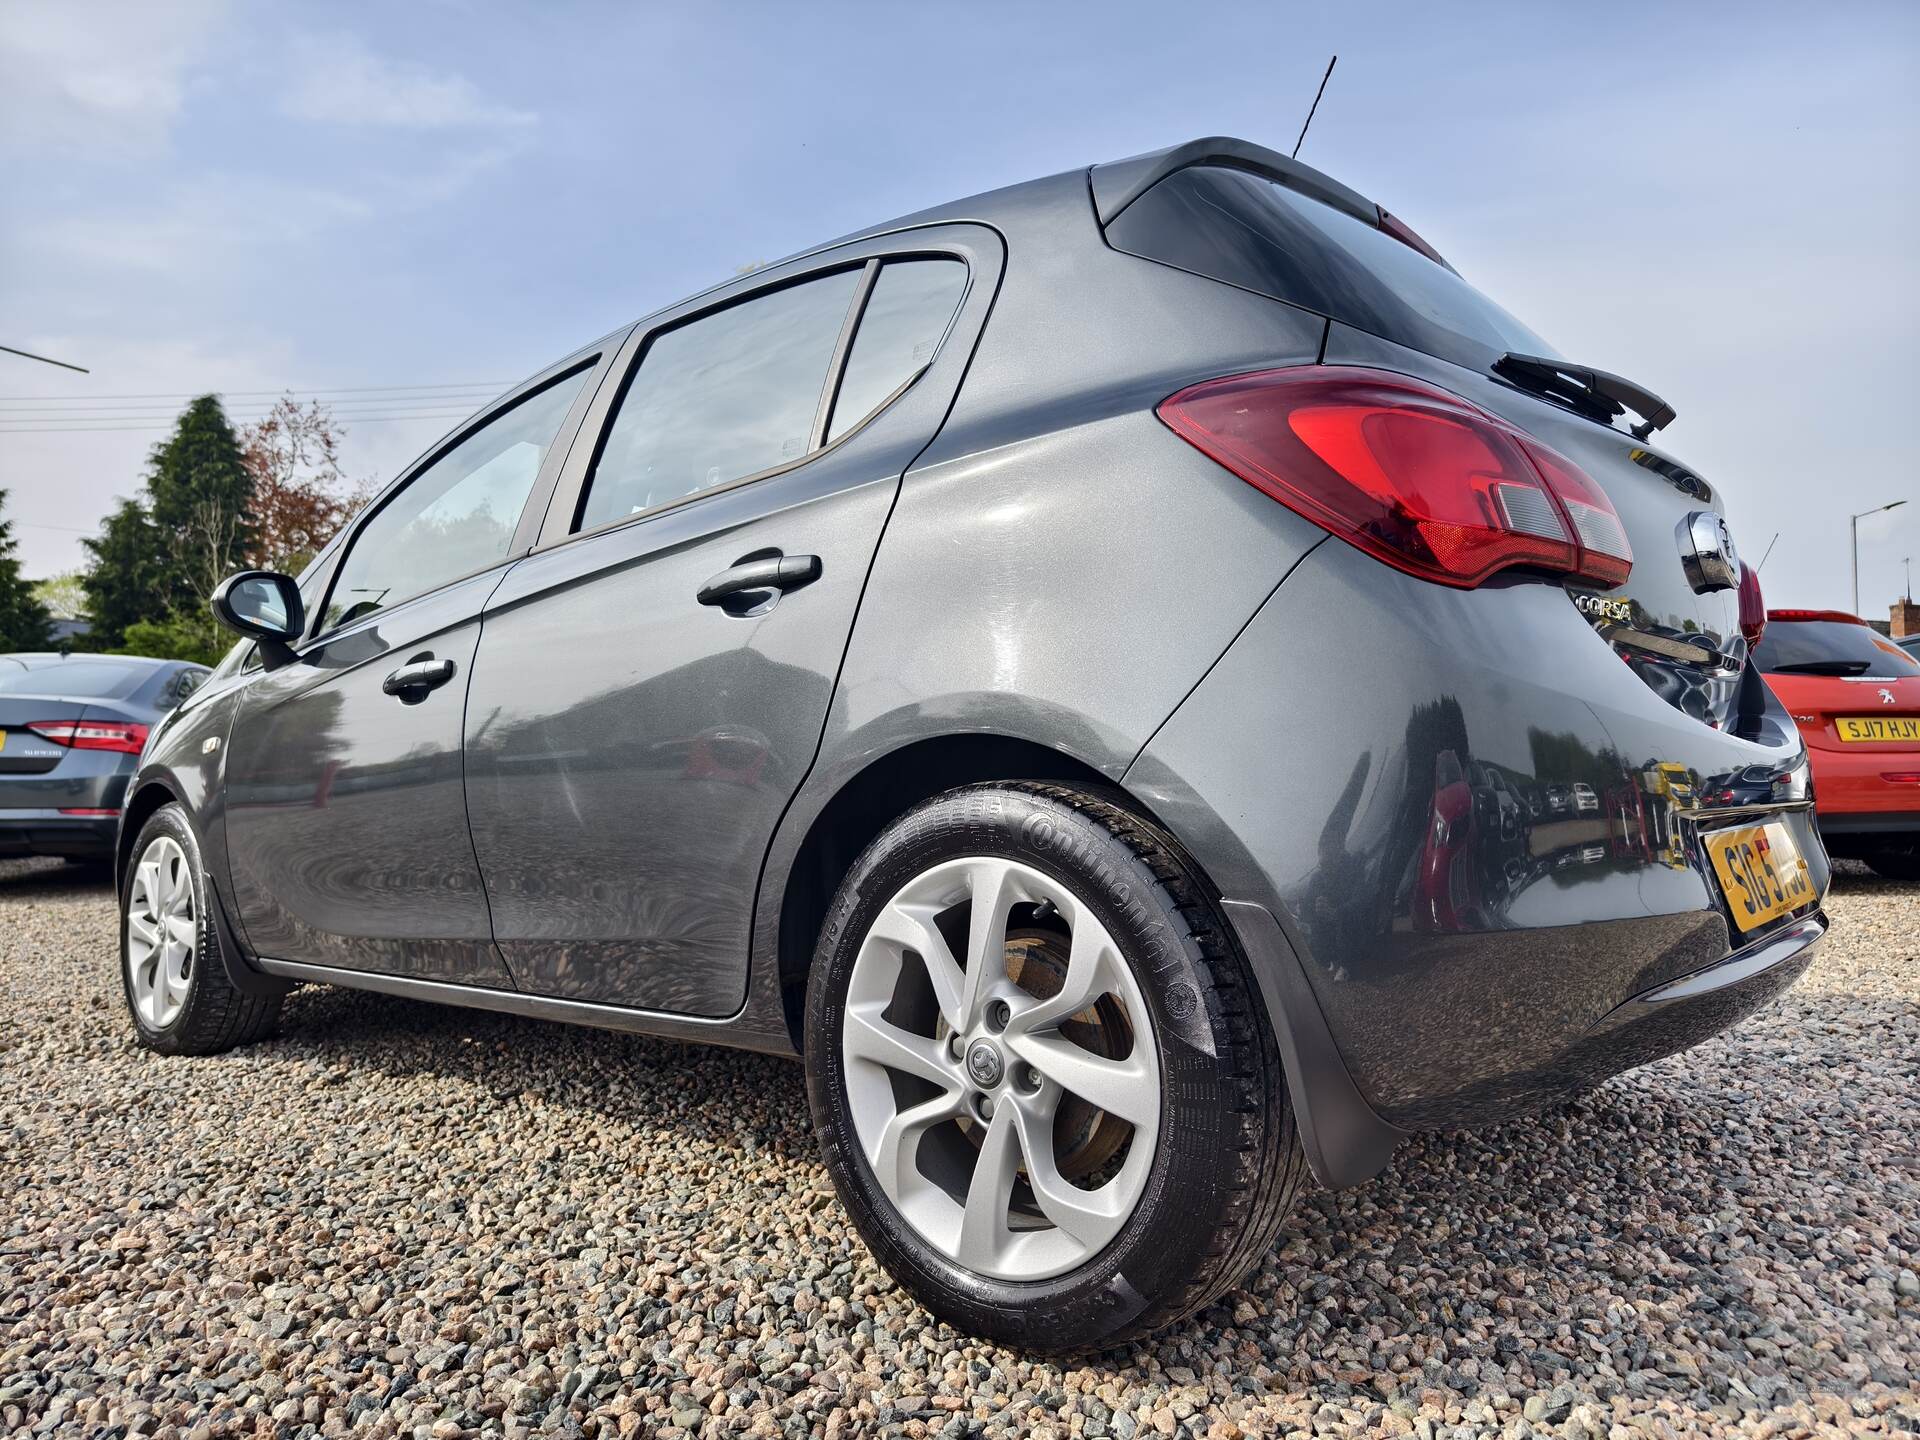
left=1752, top=621, right=1920, bottom=676
left=827, top=259, right=968, bottom=441
left=578, top=268, right=863, bottom=530
left=1106, top=164, right=1554, bottom=370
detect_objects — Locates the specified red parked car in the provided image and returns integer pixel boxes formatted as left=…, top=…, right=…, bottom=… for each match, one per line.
left=1755, top=609, right=1920, bottom=879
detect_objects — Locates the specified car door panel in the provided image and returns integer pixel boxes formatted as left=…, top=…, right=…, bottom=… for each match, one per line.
left=219, top=351, right=610, bottom=982
left=463, top=465, right=897, bottom=1014
left=224, top=572, right=507, bottom=980
left=464, top=225, right=1002, bottom=1016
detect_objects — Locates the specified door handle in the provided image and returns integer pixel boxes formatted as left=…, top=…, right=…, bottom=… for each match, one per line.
left=697, top=553, right=821, bottom=607
left=382, top=656, right=457, bottom=700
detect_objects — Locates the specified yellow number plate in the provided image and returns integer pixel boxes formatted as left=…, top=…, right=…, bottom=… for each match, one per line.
left=1708, top=821, right=1814, bottom=933
left=1836, top=715, right=1920, bottom=743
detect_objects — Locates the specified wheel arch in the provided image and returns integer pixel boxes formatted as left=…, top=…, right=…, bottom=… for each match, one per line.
left=772, top=732, right=1154, bottom=1054
left=767, top=730, right=1406, bottom=1191
left=116, top=772, right=292, bottom=1000
left=116, top=775, right=186, bottom=893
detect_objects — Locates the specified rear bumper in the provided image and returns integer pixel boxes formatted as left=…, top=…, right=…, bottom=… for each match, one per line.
left=0, top=809, right=120, bottom=858
left=1802, top=740, right=1920, bottom=820
left=0, top=762, right=132, bottom=859
left=1410, top=912, right=1823, bottom=1124
left=1127, top=540, right=1829, bottom=1167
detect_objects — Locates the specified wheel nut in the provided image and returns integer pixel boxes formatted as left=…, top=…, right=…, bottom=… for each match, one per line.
left=1018, top=1065, right=1041, bottom=1092
left=986, top=999, right=1011, bottom=1032
left=973, top=1092, right=995, bottom=1122
left=948, top=1035, right=964, bottom=1061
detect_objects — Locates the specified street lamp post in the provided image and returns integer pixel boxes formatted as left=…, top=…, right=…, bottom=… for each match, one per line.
left=1851, top=500, right=1908, bottom=616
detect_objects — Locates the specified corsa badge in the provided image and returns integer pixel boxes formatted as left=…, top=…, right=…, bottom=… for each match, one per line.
left=1573, top=592, right=1633, bottom=626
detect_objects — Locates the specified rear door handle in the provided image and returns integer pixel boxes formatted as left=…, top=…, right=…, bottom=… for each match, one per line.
left=382, top=656, right=456, bottom=700
left=697, top=553, right=821, bottom=606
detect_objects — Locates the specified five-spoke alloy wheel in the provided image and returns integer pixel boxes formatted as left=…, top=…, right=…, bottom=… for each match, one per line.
left=806, top=782, right=1306, bottom=1351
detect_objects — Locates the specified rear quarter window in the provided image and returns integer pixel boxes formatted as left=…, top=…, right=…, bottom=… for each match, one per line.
left=827, top=258, right=968, bottom=442
left=1105, top=164, right=1554, bottom=371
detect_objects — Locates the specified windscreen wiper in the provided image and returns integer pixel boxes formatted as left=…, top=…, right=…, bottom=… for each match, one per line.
left=1495, top=352, right=1677, bottom=439
left=1768, top=659, right=1873, bottom=676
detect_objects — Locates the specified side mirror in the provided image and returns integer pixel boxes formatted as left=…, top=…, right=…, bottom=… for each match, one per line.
left=211, top=570, right=304, bottom=670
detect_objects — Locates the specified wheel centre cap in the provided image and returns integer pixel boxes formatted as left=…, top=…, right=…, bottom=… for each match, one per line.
left=964, top=1038, right=1005, bottom=1088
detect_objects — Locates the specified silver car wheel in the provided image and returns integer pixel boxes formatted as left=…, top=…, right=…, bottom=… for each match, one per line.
left=840, top=856, right=1161, bottom=1282
left=127, top=835, right=195, bottom=1030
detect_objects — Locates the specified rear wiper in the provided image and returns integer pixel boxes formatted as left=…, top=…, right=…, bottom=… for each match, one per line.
left=1768, top=659, right=1872, bottom=676
left=1495, top=352, right=1677, bottom=439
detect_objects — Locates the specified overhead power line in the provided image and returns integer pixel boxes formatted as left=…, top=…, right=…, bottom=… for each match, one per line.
left=0, top=380, right=506, bottom=403
left=0, top=398, right=500, bottom=422
left=0, top=392, right=501, bottom=416
left=0, top=411, right=479, bottom=435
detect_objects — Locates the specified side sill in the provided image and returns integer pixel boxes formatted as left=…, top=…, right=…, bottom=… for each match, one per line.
left=1220, top=899, right=1406, bottom=1190
left=253, top=957, right=799, bottom=1058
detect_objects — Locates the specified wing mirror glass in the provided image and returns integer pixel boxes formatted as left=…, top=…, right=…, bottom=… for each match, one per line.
left=211, top=570, right=304, bottom=669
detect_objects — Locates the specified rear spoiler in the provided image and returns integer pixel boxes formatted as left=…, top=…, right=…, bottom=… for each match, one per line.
left=1089, top=135, right=1457, bottom=274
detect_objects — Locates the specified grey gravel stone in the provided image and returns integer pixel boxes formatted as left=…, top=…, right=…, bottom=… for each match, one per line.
left=2, top=856, right=1914, bottom=1437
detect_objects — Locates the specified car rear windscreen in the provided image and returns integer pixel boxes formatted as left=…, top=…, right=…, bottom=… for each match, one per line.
left=1105, top=164, right=1555, bottom=372
left=0, top=660, right=150, bottom=698
left=1751, top=622, right=1920, bottom=676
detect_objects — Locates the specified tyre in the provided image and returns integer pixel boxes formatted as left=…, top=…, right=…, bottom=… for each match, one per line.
left=804, top=781, right=1305, bottom=1350
left=120, top=803, right=281, bottom=1055
left=1865, top=843, right=1920, bottom=882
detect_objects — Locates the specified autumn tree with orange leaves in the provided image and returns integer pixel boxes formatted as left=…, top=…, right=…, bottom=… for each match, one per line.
left=238, top=396, right=372, bottom=573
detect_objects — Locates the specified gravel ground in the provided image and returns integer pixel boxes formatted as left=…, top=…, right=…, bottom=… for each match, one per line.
left=2, top=858, right=1914, bottom=1440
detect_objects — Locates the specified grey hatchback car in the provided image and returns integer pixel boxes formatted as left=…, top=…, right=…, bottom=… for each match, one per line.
left=118, top=137, right=1827, bottom=1349
left=0, top=652, right=207, bottom=860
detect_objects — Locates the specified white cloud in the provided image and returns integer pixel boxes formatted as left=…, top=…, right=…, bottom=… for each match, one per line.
left=283, top=32, right=536, bottom=131
left=0, top=0, right=228, bottom=151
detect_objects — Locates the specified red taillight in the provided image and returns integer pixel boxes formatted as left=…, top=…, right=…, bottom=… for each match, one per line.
left=28, top=720, right=150, bottom=754
left=1158, top=366, right=1632, bottom=589
left=1738, top=563, right=1766, bottom=649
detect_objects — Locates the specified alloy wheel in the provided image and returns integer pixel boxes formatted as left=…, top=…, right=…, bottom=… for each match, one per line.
left=840, top=856, right=1160, bottom=1281
left=127, top=835, right=195, bottom=1029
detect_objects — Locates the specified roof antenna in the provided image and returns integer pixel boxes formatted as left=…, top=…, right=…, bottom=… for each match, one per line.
left=1292, top=55, right=1338, bottom=159
left=1756, top=531, right=1780, bottom=572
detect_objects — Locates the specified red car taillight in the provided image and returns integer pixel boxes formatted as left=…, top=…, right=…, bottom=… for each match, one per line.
left=1158, top=366, right=1633, bottom=589
left=28, top=720, right=150, bottom=754
left=1738, top=562, right=1766, bottom=649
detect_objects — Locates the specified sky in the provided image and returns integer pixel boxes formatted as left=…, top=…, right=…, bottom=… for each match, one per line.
left=2, top=0, right=1916, bottom=614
